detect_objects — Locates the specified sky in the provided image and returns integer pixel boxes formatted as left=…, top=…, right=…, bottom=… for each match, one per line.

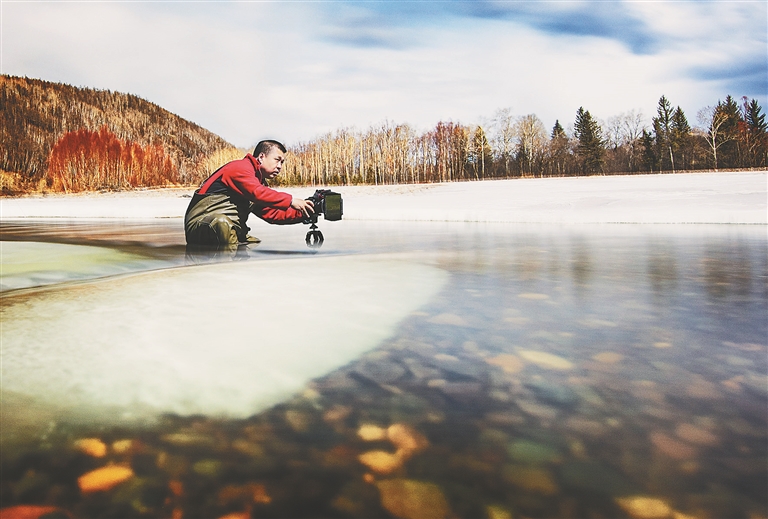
left=2, top=0, right=766, bottom=148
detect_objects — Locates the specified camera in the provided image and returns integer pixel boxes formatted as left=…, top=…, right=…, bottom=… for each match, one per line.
left=303, top=189, right=343, bottom=248
left=303, top=189, right=343, bottom=224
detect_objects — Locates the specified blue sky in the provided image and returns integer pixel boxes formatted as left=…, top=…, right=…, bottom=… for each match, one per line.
left=2, top=0, right=766, bottom=148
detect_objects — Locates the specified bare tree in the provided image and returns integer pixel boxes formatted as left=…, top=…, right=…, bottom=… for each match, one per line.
left=490, top=108, right=516, bottom=177
left=514, top=114, right=547, bottom=177
left=697, top=105, right=734, bottom=170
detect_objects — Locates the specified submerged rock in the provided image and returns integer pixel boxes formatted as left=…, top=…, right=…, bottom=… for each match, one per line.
left=615, top=495, right=673, bottom=518
left=518, top=350, right=573, bottom=370
left=592, top=351, right=624, bottom=364
left=387, top=423, right=429, bottom=454
left=111, top=439, right=134, bottom=454
left=78, top=465, right=134, bottom=493
left=506, top=439, right=561, bottom=465
left=502, top=464, right=558, bottom=495
left=193, top=459, right=224, bottom=477
left=649, top=432, right=698, bottom=460
left=485, top=504, right=514, bottom=519
left=354, top=360, right=407, bottom=384
left=524, top=379, right=578, bottom=407
left=358, top=424, right=388, bottom=441
left=487, top=354, right=524, bottom=374
left=358, top=450, right=403, bottom=475
left=674, top=423, right=719, bottom=447
left=559, top=461, right=636, bottom=496
left=0, top=506, right=70, bottom=519
left=376, top=479, right=450, bottom=519
left=427, top=313, right=468, bottom=326
left=74, top=438, right=107, bottom=458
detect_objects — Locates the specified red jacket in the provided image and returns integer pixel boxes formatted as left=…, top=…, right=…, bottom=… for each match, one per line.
left=197, top=154, right=303, bottom=224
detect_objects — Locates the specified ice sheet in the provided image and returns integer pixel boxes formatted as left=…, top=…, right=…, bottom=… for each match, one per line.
left=0, top=241, right=161, bottom=291
left=1, top=255, right=448, bottom=419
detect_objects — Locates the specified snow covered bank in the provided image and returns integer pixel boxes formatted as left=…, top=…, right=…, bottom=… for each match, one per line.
left=1, top=171, right=765, bottom=224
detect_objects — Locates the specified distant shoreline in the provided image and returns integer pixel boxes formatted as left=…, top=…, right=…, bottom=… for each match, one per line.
left=2, top=171, right=766, bottom=225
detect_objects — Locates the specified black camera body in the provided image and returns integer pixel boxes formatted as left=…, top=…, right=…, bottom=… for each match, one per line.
left=303, top=189, right=343, bottom=224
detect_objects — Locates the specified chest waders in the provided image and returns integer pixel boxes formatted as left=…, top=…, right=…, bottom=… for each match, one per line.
left=184, top=192, right=251, bottom=248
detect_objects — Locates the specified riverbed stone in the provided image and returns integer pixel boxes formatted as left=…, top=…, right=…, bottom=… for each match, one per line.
left=615, top=495, right=673, bottom=518
left=358, top=424, right=388, bottom=441
left=524, top=379, right=578, bottom=407
left=193, top=459, right=224, bottom=477
left=376, top=479, right=450, bottom=519
left=518, top=350, right=573, bottom=370
left=112, top=439, right=134, bottom=454
left=674, top=423, right=719, bottom=446
left=74, top=438, right=107, bottom=458
left=593, top=351, right=624, bottom=364
left=506, top=439, right=561, bottom=465
left=564, top=417, right=606, bottom=437
left=502, top=464, right=558, bottom=495
left=285, top=410, right=311, bottom=432
left=78, top=465, right=134, bottom=493
left=518, top=293, right=549, bottom=300
left=559, top=461, right=636, bottom=495
left=427, top=313, right=468, bottom=326
left=387, top=423, right=428, bottom=454
left=0, top=505, right=69, bottom=518
left=161, top=432, right=215, bottom=447
left=486, top=354, right=524, bottom=374
left=649, top=432, right=698, bottom=460
left=354, top=360, right=407, bottom=384
left=485, top=504, right=514, bottom=519
left=358, top=450, right=403, bottom=475
left=516, top=400, right=559, bottom=421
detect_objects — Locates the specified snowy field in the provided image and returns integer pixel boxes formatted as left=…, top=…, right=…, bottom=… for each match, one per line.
left=1, top=171, right=766, bottom=224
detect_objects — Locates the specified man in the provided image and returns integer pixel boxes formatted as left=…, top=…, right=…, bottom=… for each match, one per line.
left=184, top=140, right=314, bottom=248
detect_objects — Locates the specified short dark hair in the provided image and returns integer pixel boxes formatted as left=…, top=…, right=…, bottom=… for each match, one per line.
left=253, top=140, right=286, bottom=157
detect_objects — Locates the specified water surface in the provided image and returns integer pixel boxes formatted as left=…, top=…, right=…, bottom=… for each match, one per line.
left=1, top=219, right=765, bottom=519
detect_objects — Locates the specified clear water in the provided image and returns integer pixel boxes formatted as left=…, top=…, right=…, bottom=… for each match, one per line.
left=1, top=219, right=766, bottom=519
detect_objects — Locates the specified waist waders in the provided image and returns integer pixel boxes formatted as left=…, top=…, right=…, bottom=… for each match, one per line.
left=184, top=192, right=248, bottom=248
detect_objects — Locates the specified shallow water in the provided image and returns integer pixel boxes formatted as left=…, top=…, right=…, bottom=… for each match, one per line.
left=1, top=219, right=766, bottom=519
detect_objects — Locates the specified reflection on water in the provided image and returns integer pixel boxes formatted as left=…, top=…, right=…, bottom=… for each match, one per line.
left=1, top=220, right=766, bottom=518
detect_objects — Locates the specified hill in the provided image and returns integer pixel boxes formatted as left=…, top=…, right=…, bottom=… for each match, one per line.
left=1, top=75, right=241, bottom=194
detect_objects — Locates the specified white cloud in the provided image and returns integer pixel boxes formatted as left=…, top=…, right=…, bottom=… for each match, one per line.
left=2, top=1, right=765, bottom=147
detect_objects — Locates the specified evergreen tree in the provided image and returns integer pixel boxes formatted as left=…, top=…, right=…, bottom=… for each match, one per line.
left=551, top=120, right=566, bottom=140
left=640, top=129, right=657, bottom=172
left=741, top=97, right=767, bottom=167
left=717, top=95, right=742, bottom=167
left=548, top=120, right=570, bottom=176
left=671, top=106, right=691, bottom=170
left=574, top=107, right=605, bottom=174
left=652, top=95, right=675, bottom=171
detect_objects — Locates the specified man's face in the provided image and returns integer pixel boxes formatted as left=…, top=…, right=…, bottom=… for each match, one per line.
left=258, top=148, right=286, bottom=179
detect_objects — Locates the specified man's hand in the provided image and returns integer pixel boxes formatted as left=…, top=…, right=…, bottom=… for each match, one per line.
left=291, top=197, right=315, bottom=218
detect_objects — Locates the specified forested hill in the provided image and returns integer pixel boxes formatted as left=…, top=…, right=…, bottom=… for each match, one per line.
left=1, top=75, right=240, bottom=194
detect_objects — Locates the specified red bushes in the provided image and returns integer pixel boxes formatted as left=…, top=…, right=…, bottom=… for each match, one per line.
left=47, top=126, right=179, bottom=192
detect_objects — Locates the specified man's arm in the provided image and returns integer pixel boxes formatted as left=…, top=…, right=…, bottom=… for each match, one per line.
left=221, top=159, right=293, bottom=209
left=252, top=197, right=314, bottom=224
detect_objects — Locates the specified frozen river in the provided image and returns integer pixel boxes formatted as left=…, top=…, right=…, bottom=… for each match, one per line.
left=1, top=218, right=766, bottom=518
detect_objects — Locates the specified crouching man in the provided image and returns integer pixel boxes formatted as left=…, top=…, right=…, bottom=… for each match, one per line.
left=184, top=140, right=313, bottom=249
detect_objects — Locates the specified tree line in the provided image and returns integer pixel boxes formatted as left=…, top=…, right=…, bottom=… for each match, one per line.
left=1, top=73, right=765, bottom=195
left=276, top=95, right=767, bottom=186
